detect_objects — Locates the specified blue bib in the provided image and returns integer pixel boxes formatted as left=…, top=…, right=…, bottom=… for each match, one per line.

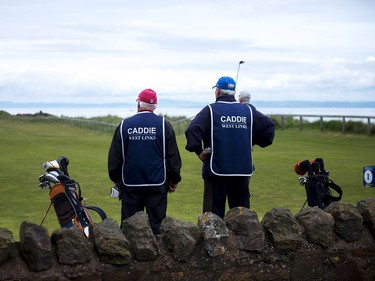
left=208, top=102, right=253, bottom=176
left=120, top=112, right=166, bottom=186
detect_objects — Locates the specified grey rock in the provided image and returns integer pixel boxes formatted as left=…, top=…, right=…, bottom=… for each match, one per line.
left=262, top=208, right=303, bottom=251
left=92, top=218, right=131, bottom=265
left=295, top=206, right=334, bottom=247
left=121, top=211, right=160, bottom=261
left=0, top=227, right=15, bottom=266
left=357, top=197, right=375, bottom=237
left=198, top=212, right=229, bottom=257
left=325, top=202, right=363, bottom=242
left=52, top=226, right=91, bottom=264
left=160, top=216, right=201, bottom=262
left=224, top=207, right=265, bottom=252
left=19, top=221, right=53, bottom=271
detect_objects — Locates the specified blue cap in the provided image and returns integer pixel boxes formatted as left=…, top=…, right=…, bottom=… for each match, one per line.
left=212, top=76, right=236, bottom=91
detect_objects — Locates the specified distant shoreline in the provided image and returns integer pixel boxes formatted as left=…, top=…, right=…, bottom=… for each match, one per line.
left=1, top=100, right=375, bottom=119
left=1, top=100, right=375, bottom=109
left=2, top=107, right=375, bottom=120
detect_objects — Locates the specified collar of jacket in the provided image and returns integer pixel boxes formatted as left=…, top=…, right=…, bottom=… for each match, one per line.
left=216, top=94, right=236, bottom=102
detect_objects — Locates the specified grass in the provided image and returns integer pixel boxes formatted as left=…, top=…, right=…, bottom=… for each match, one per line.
left=1, top=118, right=375, bottom=241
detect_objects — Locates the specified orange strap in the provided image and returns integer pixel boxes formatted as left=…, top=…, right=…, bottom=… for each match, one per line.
left=40, top=202, right=53, bottom=226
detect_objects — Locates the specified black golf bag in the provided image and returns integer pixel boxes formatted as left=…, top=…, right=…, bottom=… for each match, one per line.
left=294, top=158, right=343, bottom=210
left=39, top=156, right=107, bottom=237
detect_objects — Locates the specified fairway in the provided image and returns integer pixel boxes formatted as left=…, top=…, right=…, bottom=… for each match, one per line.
left=1, top=118, right=375, bottom=241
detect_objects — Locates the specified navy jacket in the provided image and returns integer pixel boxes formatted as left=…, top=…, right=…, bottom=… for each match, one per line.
left=108, top=111, right=182, bottom=187
left=185, top=94, right=275, bottom=177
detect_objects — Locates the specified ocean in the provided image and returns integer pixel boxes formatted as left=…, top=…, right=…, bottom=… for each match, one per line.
left=1, top=100, right=375, bottom=120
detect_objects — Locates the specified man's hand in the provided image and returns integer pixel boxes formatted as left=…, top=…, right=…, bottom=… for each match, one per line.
left=198, top=147, right=211, bottom=162
left=169, top=182, right=178, bottom=193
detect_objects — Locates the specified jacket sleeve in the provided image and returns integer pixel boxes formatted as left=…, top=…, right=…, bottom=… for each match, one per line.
left=251, top=105, right=276, bottom=148
left=184, top=106, right=211, bottom=156
left=108, top=124, right=123, bottom=184
left=165, top=120, right=182, bottom=184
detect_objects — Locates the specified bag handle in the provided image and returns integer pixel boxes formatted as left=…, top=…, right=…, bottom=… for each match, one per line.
left=326, top=179, right=343, bottom=202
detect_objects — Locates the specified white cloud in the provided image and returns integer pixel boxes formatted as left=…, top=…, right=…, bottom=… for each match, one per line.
left=331, top=57, right=347, bottom=63
left=0, top=0, right=374, bottom=111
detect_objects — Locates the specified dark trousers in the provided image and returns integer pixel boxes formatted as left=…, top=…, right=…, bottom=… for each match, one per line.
left=203, top=175, right=250, bottom=219
left=121, top=185, right=167, bottom=234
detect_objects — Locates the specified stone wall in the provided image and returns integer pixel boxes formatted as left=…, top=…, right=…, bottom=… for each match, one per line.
left=1, top=198, right=375, bottom=281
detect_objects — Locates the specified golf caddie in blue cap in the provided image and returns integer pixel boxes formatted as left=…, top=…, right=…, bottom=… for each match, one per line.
left=108, top=89, right=182, bottom=234
left=185, top=76, right=275, bottom=219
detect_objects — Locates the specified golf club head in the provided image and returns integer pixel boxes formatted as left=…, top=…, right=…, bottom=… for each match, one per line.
left=57, top=155, right=70, bottom=176
left=294, top=159, right=313, bottom=175
left=58, top=174, right=71, bottom=182
left=314, top=158, right=324, bottom=172
left=294, top=161, right=306, bottom=175
left=301, top=160, right=314, bottom=176
left=311, top=161, right=320, bottom=174
left=298, top=176, right=308, bottom=185
left=39, top=171, right=60, bottom=184
left=38, top=181, right=51, bottom=189
left=38, top=173, right=48, bottom=183
left=42, top=160, right=60, bottom=171
left=314, top=158, right=329, bottom=175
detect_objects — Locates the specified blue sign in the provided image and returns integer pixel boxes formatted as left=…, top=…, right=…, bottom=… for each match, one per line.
left=363, top=166, right=375, bottom=187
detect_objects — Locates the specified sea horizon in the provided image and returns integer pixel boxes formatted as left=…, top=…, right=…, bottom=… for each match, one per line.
left=1, top=100, right=375, bottom=119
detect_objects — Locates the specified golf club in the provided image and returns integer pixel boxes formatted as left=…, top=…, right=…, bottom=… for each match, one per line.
left=235, top=60, right=245, bottom=85
left=58, top=155, right=70, bottom=176
left=38, top=171, right=60, bottom=185
left=311, top=161, right=320, bottom=174
left=42, top=160, right=60, bottom=172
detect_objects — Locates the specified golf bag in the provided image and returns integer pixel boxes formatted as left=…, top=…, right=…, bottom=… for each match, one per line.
left=38, top=156, right=107, bottom=237
left=294, top=158, right=343, bottom=210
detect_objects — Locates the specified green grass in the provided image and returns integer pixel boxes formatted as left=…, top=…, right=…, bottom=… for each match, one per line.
left=1, top=118, right=375, bottom=241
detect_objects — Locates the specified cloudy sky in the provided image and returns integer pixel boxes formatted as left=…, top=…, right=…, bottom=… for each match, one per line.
left=0, top=0, right=374, bottom=107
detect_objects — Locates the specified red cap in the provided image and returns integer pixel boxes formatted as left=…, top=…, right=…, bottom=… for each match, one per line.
left=137, top=89, right=157, bottom=104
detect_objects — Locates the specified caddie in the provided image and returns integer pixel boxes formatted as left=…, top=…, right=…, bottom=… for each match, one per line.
left=108, top=88, right=182, bottom=234
left=185, top=76, right=275, bottom=219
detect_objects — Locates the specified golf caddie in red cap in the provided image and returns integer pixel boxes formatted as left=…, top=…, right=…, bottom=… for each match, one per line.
left=108, top=89, right=182, bottom=234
